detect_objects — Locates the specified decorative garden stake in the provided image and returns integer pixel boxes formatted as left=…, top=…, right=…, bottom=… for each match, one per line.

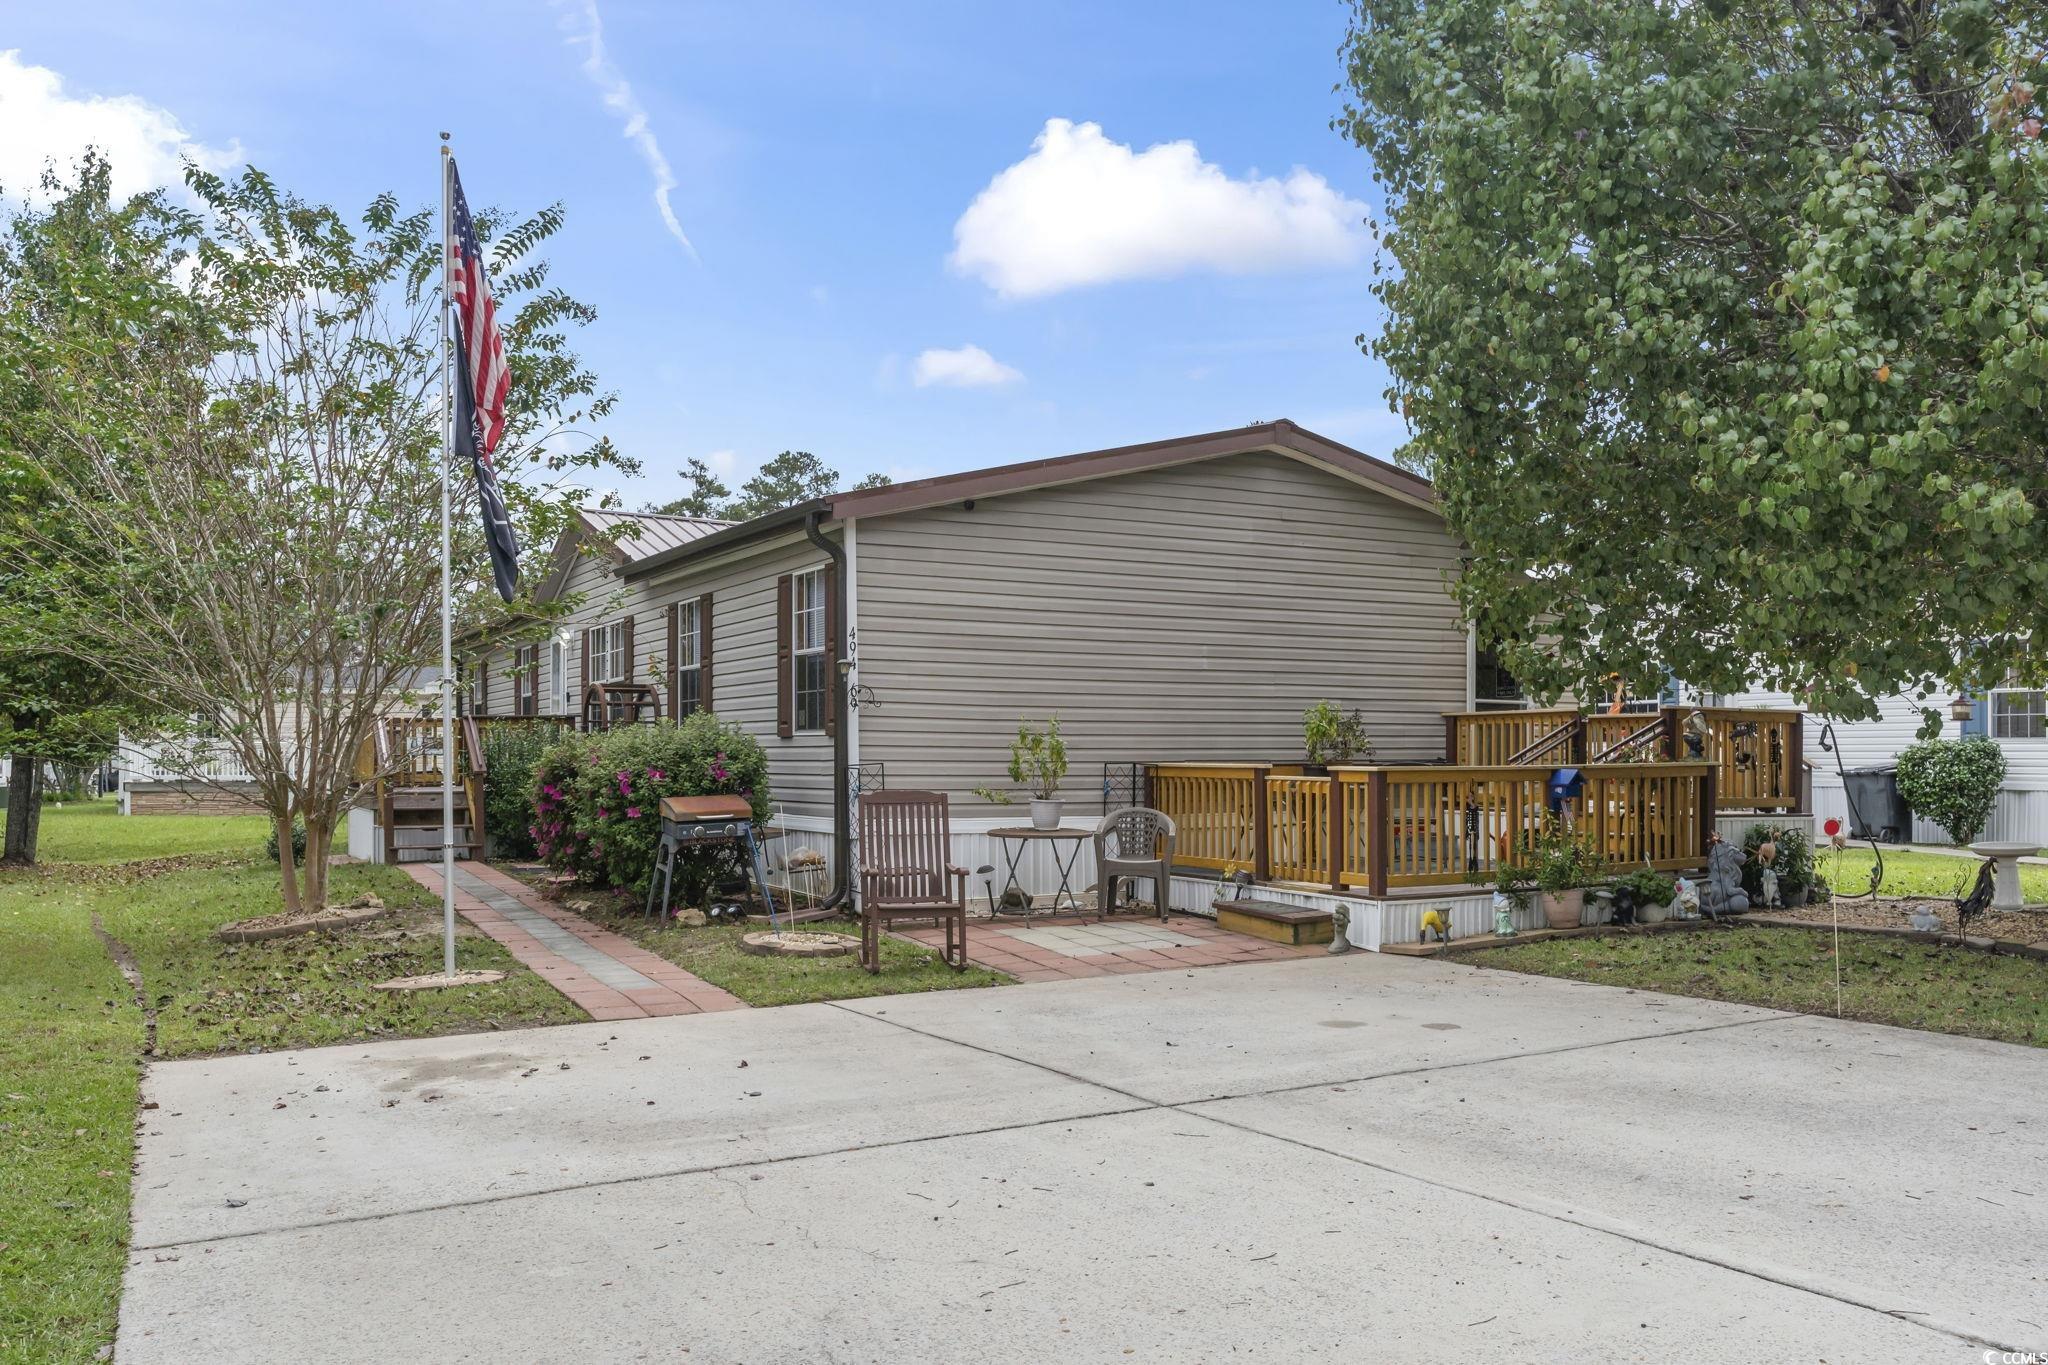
left=1326, top=902, right=1351, bottom=954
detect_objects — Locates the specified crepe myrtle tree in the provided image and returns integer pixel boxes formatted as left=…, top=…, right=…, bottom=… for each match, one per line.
left=1339, top=0, right=2048, bottom=728
left=2, top=159, right=635, bottom=911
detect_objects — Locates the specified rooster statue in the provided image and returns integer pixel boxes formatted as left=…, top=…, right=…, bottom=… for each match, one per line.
left=1954, top=859, right=1995, bottom=940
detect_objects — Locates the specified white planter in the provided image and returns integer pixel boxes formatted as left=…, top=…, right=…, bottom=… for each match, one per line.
left=1029, top=798, right=1065, bottom=831
left=1636, top=899, right=1670, bottom=925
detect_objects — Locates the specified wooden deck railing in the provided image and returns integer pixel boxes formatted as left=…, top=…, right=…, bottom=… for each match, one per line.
left=1148, top=760, right=1716, bottom=894
left=1444, top=705, right=1802, bottom=811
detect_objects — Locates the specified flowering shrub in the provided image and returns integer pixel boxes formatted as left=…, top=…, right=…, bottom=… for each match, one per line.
left=531, top=712, right=772, bottom=896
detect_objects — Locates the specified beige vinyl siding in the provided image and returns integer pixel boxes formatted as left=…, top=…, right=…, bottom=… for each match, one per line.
left=854, top=450, right=1466, bottom=808
left=634, top=529, right=840, bottom=820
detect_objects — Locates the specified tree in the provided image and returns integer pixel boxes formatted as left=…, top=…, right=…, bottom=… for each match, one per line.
left=720, top=450, right=842, bottom=520
left=649, top=456, right=730, bottom=518
left=656, top=451, right=892, bottom=521
left=0, top=156, right=172, bottom=862
left=1338, top=2, right=2048, bottom=724
left=2, top=160, right=632, bottom=910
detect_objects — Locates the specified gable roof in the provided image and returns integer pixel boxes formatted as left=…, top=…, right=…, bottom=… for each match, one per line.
left=623, top=420, right=1433, bottom=580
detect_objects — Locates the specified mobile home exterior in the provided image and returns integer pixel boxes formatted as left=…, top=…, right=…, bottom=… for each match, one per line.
left=471, top=421, right=1476, bottom=892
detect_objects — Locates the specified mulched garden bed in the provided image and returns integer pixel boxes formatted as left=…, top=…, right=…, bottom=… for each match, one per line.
left=1762, top=897, right=2048, bottom=946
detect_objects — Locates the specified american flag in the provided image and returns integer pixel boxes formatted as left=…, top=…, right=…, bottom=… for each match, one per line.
left=447, top=158, right=520, bottom=602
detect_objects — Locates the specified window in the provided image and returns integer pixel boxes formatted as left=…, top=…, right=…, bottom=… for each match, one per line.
left=675, top=600, right=703, bottom=718
left=512, top=645, right=538, bottom=716
left=1992, top=688, right=2046, bottom=740
left=1473, top=649, right=1526, bottom=711
left=792, top=569, right=827, bottom=732
left=468, top=660, right=485, bottom=714
left=587, top=621, right=627, bottom=683
left=551, top=637, right=570, bottom=714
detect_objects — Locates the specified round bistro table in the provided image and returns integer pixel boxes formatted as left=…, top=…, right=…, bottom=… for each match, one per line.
left=986, top=825, right=1091, bottom=916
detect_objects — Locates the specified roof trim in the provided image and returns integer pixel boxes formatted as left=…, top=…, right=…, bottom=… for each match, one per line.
left=827, top=420, right=1434, bottom=522
left=621, top=420, right=1433, bottom=580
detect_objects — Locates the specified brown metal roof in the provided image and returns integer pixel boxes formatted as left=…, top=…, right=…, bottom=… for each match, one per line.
left=623, top=420, right=1433, bottom=580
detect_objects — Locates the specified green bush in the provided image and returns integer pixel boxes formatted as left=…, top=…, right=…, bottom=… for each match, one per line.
left=1741, top=822, right=1813, bottom=899
left=1895, top=736, right=2007, bottom=846
left=265, top=820, right=307, bottom=864
left=532, top=713, right=771, bottom=898
left=480, top=720, right=576, bottom=860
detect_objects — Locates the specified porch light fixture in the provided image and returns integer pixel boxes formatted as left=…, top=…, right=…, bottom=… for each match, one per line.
left=1949, top=694, right=1974, bottom=723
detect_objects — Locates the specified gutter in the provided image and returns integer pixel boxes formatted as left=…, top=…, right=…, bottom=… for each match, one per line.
left=802, top=508, right=852, bottom=914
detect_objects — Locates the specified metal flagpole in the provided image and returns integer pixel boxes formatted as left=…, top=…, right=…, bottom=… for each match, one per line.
left=438, top=134, right=457, bottom=979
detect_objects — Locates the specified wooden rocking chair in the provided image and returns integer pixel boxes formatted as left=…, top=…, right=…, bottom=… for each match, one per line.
left=856, top=789, right=969, bottom=973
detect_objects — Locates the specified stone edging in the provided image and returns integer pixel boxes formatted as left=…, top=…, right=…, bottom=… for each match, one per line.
left=215, top=905, right=391, bottom=943
left=1396, top=911, right=2048, bottom=962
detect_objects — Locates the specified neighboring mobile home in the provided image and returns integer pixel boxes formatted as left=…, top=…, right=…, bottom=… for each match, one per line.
left=1719, top=683, right=2048, bottom=846
left=471, top=421, right=1474, bottom=895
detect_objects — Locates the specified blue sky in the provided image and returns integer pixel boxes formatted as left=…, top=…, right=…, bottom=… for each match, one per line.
left=2, top=1, right=1401, bottom=503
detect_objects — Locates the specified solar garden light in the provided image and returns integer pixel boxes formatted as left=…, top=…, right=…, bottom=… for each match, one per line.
left=977, top=864, right=996, bottom=913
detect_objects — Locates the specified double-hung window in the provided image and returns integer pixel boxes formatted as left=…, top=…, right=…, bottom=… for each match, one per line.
left=675, top=599, right=703, bottom=718
left=512, top=645, right=538, bottom=715
left=1991, top=687, right=2046, bottom=740
left=587, top=621, right=627, bottom=683
left=550, top=638, right=569, bottom=714
left=792, top=569, right=827, bottom=732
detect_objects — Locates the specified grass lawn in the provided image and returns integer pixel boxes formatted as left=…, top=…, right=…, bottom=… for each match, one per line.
left=1, top=799, right=270, bottom=864
left=543, top=881, right=1011, bottom=1005
left=1467, top=924, right=2047, bottom=1048
left=620, top=913, right=1009, bottom=1006
left=1, top=807, right=582, bottom=1363
left=1822, top=846, right=2048, bottom=902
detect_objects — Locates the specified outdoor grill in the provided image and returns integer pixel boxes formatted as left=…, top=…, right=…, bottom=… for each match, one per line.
left=644, top=795, right=779, bottom=927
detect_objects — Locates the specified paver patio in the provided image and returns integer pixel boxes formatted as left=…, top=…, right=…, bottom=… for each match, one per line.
left=117, top=953, right=2047, bottom=1361
left=895, top=909, right=1325, bottom=980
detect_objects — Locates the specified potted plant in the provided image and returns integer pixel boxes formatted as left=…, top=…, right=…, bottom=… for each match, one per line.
left=974, top=717, right=1070, bottom=829
left=1302, top=701, right=1375, bottom=772
left=1510, top=818, right=1602, bottom=930
left=1614, top=868, right=1677, bottom=924
left=1742, top=823, right=1814, bottom=908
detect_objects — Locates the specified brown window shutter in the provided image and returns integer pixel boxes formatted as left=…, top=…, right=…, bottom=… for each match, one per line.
left=579, top=627, right=590, bottom=696
left=698, top=592, right=714, bottom=713
left=823, top=563, right=840, bottom=737
left=665, top=603, right=680, bottom=720
left=478, top=657, right=488, bottom=717
left=622, top=614, right=635, bottom=684
left=775, top=573, right=793, bottom=739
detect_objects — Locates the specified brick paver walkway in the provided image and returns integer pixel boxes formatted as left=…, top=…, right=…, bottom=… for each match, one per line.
left=894, top=911, right=1324, bottom=982
left=404, top=861, right=745, bottom=1021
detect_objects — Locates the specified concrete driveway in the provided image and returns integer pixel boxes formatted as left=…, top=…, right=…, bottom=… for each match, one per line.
left=119, top=954, right=2046, bottom=1362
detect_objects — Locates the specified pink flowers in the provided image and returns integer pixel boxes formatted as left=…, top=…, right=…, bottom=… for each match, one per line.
left=709, top=753, right=730, bottom=783
left=647, top=768, right=665, bottom=782
left=626, top=806, right=642, bottom=820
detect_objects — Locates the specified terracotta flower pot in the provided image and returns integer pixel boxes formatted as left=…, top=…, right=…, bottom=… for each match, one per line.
left=1541, top=888, right=1585, bottom=930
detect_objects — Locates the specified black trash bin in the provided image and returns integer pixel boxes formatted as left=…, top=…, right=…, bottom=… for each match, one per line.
left=1842, top=766, right=1911, bottom=843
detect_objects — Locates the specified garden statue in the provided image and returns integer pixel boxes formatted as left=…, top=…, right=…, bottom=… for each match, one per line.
left=1700, top=838, right=1751, bottom=919
left=1673, top=875, right=1700, bottom=918
left=1758, top=865, right=1781, bottom=909
left=1491, top=890, right=1517, bottom=937
left=1419, top=906, right=1452, bottom=943
left=1326, top=902, right=1351, bottom=955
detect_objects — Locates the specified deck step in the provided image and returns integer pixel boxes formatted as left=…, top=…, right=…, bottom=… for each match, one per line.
left=1212, top=897, right=1333, bottom=946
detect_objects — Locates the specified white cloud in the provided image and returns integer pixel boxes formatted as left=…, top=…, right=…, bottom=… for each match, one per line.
left=702, top=448, right=739, bottom=478
left=0, top=50, right=240, bottom=203
left=911, top=344, right=1024, bottom=389
left=555, top=0, right=696, bottom=258
left=950, top=118, right=1368, bottom=299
